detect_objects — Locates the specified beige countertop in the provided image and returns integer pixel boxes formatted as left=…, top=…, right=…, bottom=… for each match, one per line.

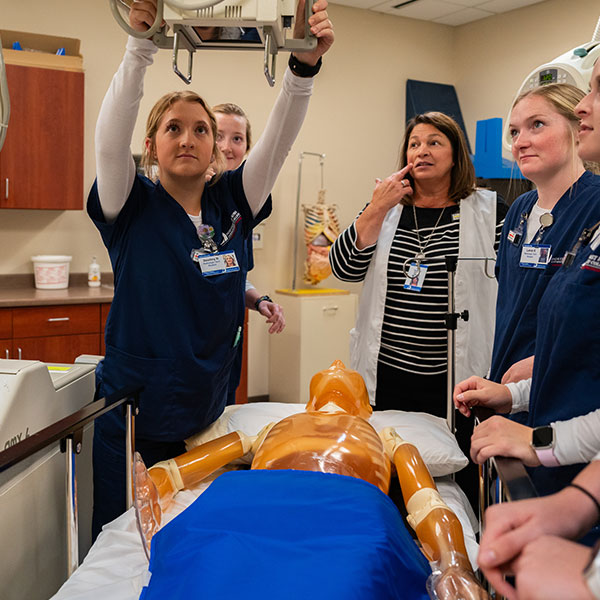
left=0, top=273, right=114, bottom=308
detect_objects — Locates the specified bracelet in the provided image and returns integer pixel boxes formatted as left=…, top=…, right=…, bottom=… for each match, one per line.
left=568, top=483, right=600, bottom=521
left=288, top=54, right=322, bottom=78
left=254, top=295, right=272, bottom=311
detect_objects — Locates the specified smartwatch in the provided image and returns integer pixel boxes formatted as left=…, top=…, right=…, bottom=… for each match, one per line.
left=584, top=541, right=600, bottom=599
left=254, top=295, right=272, bottom=311
left=531, top=425, right=561, bottom=467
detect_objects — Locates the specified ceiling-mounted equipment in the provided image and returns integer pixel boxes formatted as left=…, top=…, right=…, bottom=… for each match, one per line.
left=109, top=0, right=317, bottom=86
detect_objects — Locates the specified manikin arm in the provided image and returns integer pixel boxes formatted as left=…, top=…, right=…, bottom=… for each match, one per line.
left=149, top=432, right=252, bottom=509
left=380, top=428, right=488, bottom=600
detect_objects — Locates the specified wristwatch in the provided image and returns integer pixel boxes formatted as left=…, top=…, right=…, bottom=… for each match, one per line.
left=254, top=295, right=272, bottom=311
left=584, top=541, right=600, bottom=599
left=531, top=425, right=561, bottom=467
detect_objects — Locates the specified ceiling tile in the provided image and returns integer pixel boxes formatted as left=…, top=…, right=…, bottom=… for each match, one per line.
left=371, top=0, right=464, bottom=19
left=478, top=0, right=546, bottom=13
left=433, top=7, right=495, bottom=25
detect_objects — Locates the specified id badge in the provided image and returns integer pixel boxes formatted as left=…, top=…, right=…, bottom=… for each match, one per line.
left=198, top=250, right=240, bottom=277
left=403, top=263, right=428, bottom=292
left=520, top=244, right=551, bottom=269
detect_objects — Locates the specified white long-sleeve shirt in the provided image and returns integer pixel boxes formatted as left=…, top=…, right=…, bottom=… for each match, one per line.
left=506, top=378, right=600, bottom=464
left=95, top=36, right=313, bottom=223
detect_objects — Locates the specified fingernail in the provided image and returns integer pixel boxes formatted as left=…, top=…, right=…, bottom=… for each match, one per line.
left=457, top=393, right=464, bottom=401
left=479, top=549, right=496, bottom=565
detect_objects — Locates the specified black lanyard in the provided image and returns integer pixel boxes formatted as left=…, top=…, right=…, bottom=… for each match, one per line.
left=563, top=219, right=600, bottom=267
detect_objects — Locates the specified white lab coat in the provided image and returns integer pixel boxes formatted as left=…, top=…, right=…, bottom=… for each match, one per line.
left=349, top=189, right=498, bottom=405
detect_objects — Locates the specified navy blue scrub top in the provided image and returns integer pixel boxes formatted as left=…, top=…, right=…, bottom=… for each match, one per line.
left=526, top=227, right=600, bottom=496
left=490, top=171, right=600, bottom=383
left=87, top=165, right=271, bottom=441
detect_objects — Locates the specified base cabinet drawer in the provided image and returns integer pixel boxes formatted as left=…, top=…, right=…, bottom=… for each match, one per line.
left=13, top=334, right=101, bottom=364
left=13, top=304, right=100, bottom=338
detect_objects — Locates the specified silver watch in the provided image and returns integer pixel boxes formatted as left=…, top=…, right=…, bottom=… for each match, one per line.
left=584, top=541, right=600, bottom=599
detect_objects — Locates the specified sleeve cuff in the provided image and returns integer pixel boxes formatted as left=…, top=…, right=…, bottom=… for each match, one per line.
left=506, top=378, right=531, bottom=414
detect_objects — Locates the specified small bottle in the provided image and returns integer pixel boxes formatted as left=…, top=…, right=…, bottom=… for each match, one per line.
left=88, top=256, right=101, bottom=287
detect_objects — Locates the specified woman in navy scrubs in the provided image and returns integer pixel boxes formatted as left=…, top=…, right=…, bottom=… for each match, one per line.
left=467, top=64, right=600, bottom=600
left=454, top=86, right=600, bottom=499
left=89, top=0, right=334, bottom=538
left=490, top=83, right=600, bottom=387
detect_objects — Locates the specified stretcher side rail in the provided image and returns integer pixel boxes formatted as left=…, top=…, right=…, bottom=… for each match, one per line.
left=473, top=406, right=537, bottom=599
left=0, top=386, right=142, bottom=578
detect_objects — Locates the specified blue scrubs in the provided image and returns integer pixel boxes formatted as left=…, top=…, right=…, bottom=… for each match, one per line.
left=526, top=225, right=600, bottom=501
left=87, top=165, right=271, bottom=536
left=491, top=171, right=600, bottom=383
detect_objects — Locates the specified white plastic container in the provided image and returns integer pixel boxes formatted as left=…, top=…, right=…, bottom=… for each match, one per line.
left=31, top=255, right=72, bottom=289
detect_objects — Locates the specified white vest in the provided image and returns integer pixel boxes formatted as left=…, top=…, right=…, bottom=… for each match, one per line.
left=350, top=189, right=498, bottom=404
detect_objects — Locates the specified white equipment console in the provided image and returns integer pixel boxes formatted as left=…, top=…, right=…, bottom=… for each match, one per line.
left=0, top=358, right=97, bottom=600
left=502, top=16, right=600, bottom=153
left=109, top=0, right=316, bottom=86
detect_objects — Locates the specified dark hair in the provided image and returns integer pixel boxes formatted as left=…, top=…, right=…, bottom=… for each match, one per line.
left=399, top=112, right=476, bottom=204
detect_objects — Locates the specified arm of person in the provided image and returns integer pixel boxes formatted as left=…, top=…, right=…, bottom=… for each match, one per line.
left=354, top=166, right=413, bottom=248
left=553, top=408, right=600, bottom=465
left=478, top=461, right=600, bottom=597
left=244, top=285, right=285, bottom=334
left=242, top=0, right=333, bottom=217
left=470, top=416, right=538, bottom=465
left=501, top=355, right=534, bottom=384
left=453, top=376, right=513, bottom=417
left=511, top=537, right=594, bottom=600
left=95, top=2, right=159, bottom=223
left=328, top=220, right=377, bottom=282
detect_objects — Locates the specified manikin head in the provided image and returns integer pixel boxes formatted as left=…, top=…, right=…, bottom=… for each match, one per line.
left=305, top=360, right=373, bottom=420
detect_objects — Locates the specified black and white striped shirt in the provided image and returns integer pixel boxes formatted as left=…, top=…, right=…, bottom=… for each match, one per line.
left=330, top=201, right=507, bottom=375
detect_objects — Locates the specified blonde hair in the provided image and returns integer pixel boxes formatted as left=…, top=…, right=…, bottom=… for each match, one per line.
left=512, top=83, right=600, bottom=174
left=399, top=112, right=476, bottom=204
left=141, top=91, right=226, bottom=183
left=212, top=102, right=252, bottom=153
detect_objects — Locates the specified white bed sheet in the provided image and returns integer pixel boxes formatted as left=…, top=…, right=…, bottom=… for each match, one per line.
left=51, top=468, right=479, bottom=600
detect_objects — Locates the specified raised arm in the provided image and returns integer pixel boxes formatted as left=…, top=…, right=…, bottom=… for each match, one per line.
left=243, top=0, right=334, bottom=216
left=95, top=3, right=158, bottom=222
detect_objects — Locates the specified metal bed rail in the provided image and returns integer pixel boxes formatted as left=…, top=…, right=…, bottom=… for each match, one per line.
left=473, top=406, right=537, bottom=598
left=0, top=386, right=142, bottom=577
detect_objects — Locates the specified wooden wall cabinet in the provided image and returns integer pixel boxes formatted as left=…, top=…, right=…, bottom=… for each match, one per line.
left=0, top=64, right=84, bottom=209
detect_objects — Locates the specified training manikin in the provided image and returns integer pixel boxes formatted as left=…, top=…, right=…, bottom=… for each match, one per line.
left=135, top=360, right=488, bottom=600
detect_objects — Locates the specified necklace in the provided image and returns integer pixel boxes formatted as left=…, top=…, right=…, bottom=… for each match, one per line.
left=402, top=204, right=447, bottom=278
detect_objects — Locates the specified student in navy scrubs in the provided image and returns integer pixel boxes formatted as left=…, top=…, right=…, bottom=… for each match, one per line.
left=211, top=103, right=286, bottom=406
left=491, top=84, right=600, bottom=388
left=89, top=0, right=334, bottom=538
left=464, top=62, right=600, bottom=600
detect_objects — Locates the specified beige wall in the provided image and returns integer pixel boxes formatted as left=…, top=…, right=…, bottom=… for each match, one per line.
left=455, top=0, right=600, bottom=149
left=1, top=0, right=597, bottom=395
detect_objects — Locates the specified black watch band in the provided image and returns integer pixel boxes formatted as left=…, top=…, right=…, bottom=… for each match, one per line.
left=288, top=54, right=322, bottom=78
left=254, top=295, right=272, bottom=311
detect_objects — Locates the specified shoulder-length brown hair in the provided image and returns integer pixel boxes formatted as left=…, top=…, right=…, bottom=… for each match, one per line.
left=141, top=90, right=225, bottom=185
left=398, top=112, right=476, bottom=204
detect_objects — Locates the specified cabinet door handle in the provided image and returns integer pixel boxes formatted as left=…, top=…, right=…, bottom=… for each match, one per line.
left=18, top=347, right=22, bottom=359
left=322, top=305, right=339, bottom=314
left=5, top=349, right=9, bottom=359
left=47, top=317, right=70, bottom=322
left=4, top=178, right=8, bottom=200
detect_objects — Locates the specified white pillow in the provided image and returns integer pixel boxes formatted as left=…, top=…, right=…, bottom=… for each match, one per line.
left=186, top=403, right=467, bottom=476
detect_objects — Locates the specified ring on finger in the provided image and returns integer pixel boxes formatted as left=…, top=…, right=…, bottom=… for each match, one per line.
left=401, top=179, right=408, bottom=187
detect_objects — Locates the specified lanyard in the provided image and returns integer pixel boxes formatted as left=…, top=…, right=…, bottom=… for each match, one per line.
left=563, top=219, right=600, bottom=267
